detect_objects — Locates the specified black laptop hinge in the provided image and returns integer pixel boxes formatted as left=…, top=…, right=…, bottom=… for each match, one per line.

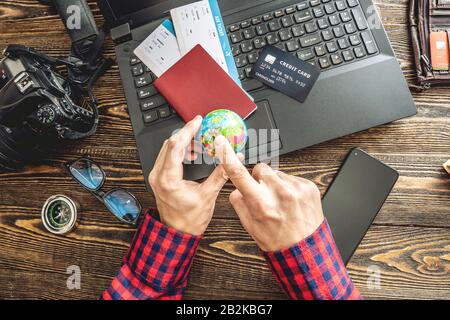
left=111, top=23, right=132, bottom=45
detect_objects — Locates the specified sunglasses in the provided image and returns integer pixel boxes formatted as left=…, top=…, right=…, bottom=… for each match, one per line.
left=65, top=157, right=142, bottom=226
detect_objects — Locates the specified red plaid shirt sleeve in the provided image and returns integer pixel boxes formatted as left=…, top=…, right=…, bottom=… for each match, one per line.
left=101, top=210, right=201, bottom=300
left=263, top=218, right=362, bottom=300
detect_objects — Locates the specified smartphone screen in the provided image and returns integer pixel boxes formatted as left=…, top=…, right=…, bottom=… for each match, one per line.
left=322, top=148, right=399, bottom=264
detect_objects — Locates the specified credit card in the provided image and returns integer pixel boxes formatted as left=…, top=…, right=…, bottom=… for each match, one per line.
left=170, top=0, right=241, bottom=86
left=430, top=31, right=449, bottom=71
left=133, top=19, right=182, bottom=77
left=250, top=45, right=321, bottom=103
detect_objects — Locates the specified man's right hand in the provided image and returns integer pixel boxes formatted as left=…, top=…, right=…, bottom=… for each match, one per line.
left=214, top=135, right=325, bottom=252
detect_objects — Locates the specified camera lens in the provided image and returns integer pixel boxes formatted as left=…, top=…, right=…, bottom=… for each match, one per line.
left=0, top=151, right=20, bottom=170
left=0, top=124, right=45, bottom=171
left=0, top=126, right=24, bottom=170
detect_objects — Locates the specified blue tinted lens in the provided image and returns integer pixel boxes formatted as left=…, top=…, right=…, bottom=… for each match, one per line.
left=69, top=159, right=104, bottom=190
left=104, top=190, right=141, bottom=223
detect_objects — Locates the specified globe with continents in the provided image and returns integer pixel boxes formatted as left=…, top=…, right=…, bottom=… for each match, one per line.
left=200, top=109, right=248, bottom=157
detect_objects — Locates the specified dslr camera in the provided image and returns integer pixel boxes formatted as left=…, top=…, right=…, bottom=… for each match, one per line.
left=0, top=45, right=99, bottom=170
left=0, top=0, right=111, bottom=170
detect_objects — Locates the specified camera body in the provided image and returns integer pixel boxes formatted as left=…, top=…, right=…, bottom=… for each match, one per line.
left=0, top=0, right=111, bottom=170
left=0, top=46, right=98, bottom=170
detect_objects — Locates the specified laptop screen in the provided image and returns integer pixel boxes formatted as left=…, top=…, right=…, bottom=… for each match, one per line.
left=107, top=0, right=168, bottom=19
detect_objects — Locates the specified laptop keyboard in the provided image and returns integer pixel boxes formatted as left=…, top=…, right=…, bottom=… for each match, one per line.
left=129, top=58, right=178, bottom=125
left=130, top=0, right=378, bottom=126
left=230, top=0, right=379, bottom=91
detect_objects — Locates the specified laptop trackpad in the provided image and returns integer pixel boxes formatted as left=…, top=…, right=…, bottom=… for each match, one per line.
left=245, top=100, right=282, bottom=162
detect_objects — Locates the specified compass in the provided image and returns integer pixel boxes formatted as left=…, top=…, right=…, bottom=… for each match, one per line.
left=42, top=195, right=78, bottom=234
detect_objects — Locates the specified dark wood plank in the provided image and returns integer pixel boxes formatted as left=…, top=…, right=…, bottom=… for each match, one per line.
left=0, top=0, right=449, bottom=300
left=1, top=214, right=449, bottom=299
left=348, top=224, right=450, bottom=300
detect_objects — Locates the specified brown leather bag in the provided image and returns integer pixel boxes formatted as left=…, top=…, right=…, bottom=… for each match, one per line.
left=410, top=0, right=450, bottom=89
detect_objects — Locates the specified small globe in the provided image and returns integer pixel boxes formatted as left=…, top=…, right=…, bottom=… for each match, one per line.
left=200, top=109, right=248, bottom=157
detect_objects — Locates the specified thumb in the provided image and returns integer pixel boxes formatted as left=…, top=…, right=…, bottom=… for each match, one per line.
left=201, top=165, right=229, bottom=195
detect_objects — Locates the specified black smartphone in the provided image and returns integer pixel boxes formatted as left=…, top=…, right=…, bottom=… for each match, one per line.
left=322, top=148, right=399, bottom=264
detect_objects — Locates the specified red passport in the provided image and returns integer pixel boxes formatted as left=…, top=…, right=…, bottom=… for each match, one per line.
left=154, top=45, right=257, bottom=122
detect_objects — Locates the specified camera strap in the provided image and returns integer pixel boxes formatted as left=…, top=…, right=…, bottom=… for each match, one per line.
left=37, top=0, right=113, bottom=85
left=3, top=44, right=76, bottom=68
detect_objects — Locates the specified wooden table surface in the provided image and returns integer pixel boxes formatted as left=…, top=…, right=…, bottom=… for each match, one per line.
left=0, top=0, right=449, bottom=300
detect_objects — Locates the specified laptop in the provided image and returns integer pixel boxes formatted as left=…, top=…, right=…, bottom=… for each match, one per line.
left=97, top=0, right=416, bottom=189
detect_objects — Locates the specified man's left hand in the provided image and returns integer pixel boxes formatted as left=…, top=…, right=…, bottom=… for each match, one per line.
left=148, top=116, right=229, bottom=235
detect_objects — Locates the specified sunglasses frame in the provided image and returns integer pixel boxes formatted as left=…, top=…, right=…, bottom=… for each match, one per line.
left=64, top=156, right=142, bottom=226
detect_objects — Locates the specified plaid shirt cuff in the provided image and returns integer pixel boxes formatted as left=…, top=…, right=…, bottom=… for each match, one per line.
left=102, top=210, right=201, bottom=300
left=263, top=219, right=362, bottom=300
